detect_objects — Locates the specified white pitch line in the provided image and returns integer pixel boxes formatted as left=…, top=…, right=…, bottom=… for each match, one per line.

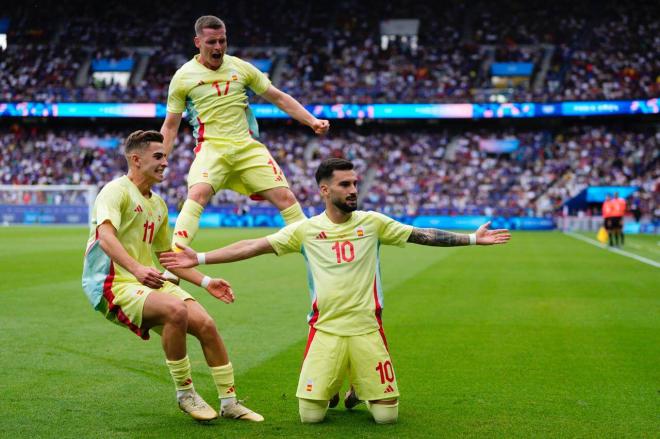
left=564, top=232, right=660, bottom=268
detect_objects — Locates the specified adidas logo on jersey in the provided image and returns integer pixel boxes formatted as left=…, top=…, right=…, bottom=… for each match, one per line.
left=315, top=231, right=327, bottom=240
left=384, top=385, right=395, bottom=394
left=134, top=205, right=143, bottom=213
left=176, top=230, right=189, bottom=238
left=226, top=386, right=235, bottom=394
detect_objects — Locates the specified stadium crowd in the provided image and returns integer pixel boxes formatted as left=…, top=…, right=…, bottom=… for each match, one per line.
left=1, top=124, right=657, bottom=219
left=1, top=1, right=658, bottom=104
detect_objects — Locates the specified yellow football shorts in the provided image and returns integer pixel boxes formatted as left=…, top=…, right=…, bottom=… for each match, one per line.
left=296, top=329, right=400, bottom=402
left=187, top=138, right=290, bottom=195
left=97, top=280, right=194, bottom=340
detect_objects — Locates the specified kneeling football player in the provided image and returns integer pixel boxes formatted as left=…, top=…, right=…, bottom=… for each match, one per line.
left=160, top=158, right=511, bottom=424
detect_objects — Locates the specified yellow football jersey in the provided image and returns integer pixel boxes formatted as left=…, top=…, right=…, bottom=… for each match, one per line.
left=82, top=176, right=170, bottom=308
left=266, top=211, right=413, bottom=336
left=166, top=54, right=271, bottom=145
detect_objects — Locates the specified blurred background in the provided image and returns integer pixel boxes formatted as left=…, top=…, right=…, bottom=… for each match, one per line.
left=0, top=0, right=658, bottom=233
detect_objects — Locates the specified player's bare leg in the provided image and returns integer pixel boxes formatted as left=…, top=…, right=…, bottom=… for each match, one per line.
left=367, top=398, right=398, bottom=424
left=142, top=293, right=217, bottom=421
left=257, top=186, right=306, bottom=224
left=184, top=300, right=228, bottom=366
left=184, top=300, right=264, bottom=422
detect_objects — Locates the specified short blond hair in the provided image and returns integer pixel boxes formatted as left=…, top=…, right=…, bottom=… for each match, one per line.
left=195, top=15, right=225, bottom=35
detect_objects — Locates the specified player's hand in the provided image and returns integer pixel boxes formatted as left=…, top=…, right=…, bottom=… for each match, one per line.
left=159, top=244, right=199, bottom=269
left=134, top=265, right=167, bottom=289
left=475, top=221, right=511, bottom=245
left=206, top=278, right=235, bottom=303
left=311, top=119, right=330, bottom=135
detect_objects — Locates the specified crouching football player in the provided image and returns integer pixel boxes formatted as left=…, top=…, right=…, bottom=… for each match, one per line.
left=82, top=130, right=262, bottom=423
left=159, top=158, right=511, bottom=424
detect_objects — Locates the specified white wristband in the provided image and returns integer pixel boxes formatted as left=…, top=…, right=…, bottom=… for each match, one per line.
left=197, top=252, right=206, bottom=265
left=200, top=275, right=211, bottom=289
left=469, top=233, right=477, bottom=245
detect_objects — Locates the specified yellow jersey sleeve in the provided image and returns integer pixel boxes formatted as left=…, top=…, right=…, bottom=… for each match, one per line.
left=240, top=58, right=272, bottom=95
left=166, top=70, right=187, bottom=114
left=371, top=212, right=413, bottom=247
left=266, top=222, right=304, bottom=255
left=95, top=185, right=125, bottom=230
left=152, top=201, right=171, bottom=253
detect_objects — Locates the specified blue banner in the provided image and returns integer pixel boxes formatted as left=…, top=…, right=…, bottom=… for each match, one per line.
left=0, top=18, right=9, bottom=33
left=585, top=186, right=638, bottom=203
left=91, top=58, right=134, bottom=72
left=1, top=99, right=658, bottom=120
left=0, top=205, right=88, bottom=224
left=491, top=62, right=534, bottom=76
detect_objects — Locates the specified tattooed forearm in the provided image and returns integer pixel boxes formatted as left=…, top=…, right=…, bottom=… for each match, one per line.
left=407, top=228, right=470, bottom=247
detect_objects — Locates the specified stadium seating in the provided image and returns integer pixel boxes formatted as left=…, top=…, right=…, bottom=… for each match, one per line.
left=1, top=1, right=657, bottom=103
left=2, top=125, right=656, bottom=218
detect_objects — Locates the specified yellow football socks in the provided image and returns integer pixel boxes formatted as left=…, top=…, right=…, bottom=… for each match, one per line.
left=166, top=356, right=194, bottom=391
left=210, top=362, right=237, bottom=400
left=172, top=199, right=204, bottom=251
left=280, top=202, right=306, bottom=225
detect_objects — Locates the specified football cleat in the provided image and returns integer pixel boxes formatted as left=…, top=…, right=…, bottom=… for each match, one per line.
left=221, top=400, right=264, bottom=422
left=344, top=388, right=362, bottom=410
left=178, top=392, right=218, bottom=421
left=329, top=393, right=340, bottom=408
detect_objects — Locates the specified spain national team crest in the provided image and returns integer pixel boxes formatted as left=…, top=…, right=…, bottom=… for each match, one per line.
left=305, top=379, right=313, bottom=392
left=231, top=71, right=238, bottom=81
left=356, top=226, right=365, bottom=237
left=201, top=170, right=209, bottom=178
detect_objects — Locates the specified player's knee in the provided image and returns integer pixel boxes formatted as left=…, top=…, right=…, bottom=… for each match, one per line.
left=273, top=188, right=296, bottom=209
left=195, top=315, right=218, bottom=340
left=298, top=398, right=328, bottom=423
left=368, top=399, right=399, bottom=424
left=166, top=301, right=188, bottom=327
left=187, top=184, right=213, bottom=206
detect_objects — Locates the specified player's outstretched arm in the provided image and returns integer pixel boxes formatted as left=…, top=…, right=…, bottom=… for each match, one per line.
left=154, top=259, right=235, bottom=303
left=407, top=221, right=511, bottom=247
left=159, top=238, right=276, bottom=269
left=160, top=112, right=183, bottom=156
left=260, top=85, right=329, bottom=135
left=97, top=222, right=166, bottom=289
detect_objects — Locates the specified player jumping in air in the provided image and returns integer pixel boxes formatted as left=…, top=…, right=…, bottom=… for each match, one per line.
left=159, top=158, right=511, bottom=424
left=160, top=15, right=330, bottom=256
left=82, top=131, right=263, bottom=423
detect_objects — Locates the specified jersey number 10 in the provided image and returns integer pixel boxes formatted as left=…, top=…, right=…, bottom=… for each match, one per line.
left=331, top=241, right=355, bottom=263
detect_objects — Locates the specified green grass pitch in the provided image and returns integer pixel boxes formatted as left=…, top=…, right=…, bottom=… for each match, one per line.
left=0, top=227, right=658, bottom=438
